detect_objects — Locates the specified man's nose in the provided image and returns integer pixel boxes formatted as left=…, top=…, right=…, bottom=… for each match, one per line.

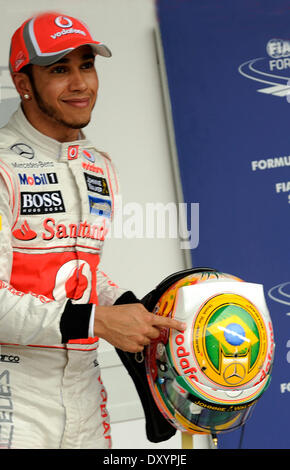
left=68, top=69, right=88, bottom=91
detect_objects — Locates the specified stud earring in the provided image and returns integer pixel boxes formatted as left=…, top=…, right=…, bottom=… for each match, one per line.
left=23, top=94, right=30, bottom=100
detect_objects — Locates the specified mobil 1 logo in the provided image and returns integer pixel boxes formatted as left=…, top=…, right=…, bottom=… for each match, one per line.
left=20, top=191, right=65, bottom=214
left=18, top=172, right=58, bottom=186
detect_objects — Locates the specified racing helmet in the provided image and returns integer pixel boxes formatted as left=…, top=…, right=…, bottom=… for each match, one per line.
left=145, top=268, right=274, bottom=435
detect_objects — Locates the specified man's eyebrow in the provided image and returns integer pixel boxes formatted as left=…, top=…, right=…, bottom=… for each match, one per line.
left=82, top=53, right=95, bottom=61
left=45, top=53, right=95, bottom=67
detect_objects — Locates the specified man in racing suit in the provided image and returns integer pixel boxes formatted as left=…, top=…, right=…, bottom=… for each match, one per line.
left=0, top=12, right=185, bottom=449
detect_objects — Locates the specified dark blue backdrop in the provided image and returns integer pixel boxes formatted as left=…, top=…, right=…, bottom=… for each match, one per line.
left=157, top=0, right=290, bottom=449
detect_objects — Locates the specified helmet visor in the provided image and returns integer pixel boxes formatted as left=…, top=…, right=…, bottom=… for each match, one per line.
left=164, top=378, right=255, bottom=433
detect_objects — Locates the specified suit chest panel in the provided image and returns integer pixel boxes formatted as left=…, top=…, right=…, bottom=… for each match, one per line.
left=11, top=148, right=114, bottom=250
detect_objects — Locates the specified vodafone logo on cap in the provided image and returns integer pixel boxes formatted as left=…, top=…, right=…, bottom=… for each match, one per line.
left=55, top=16, right=73, bottom=28
left=50, top=16, right=87, bottom=40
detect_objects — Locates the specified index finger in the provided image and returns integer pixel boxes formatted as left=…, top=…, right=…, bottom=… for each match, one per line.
left=151, top=314, right=186, bottom=332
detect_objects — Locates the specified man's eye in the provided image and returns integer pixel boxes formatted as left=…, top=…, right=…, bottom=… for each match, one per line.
left=51, top=66, right=66, bottom=74
left=81, top=61, right=94, bottom=69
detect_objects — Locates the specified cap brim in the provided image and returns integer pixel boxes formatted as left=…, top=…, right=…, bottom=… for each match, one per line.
left=90, top=42, right=112, bottom=58
left=29, top=41, right=112, bottom=67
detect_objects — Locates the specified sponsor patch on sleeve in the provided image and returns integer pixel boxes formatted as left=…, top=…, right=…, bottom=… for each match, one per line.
left=88, top=196, right=111, bottom=218
left=84, top=173, right=110, bottom=196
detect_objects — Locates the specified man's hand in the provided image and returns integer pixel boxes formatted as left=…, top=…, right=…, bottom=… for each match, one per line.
left=94, top=303, right=186, bottom=353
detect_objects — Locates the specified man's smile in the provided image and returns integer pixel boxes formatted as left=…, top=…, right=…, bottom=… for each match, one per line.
left=62, top=97, right=91, bottom=108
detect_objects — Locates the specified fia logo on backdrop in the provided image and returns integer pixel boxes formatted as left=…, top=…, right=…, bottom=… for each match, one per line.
left=239, top=39, right=290, bottom=101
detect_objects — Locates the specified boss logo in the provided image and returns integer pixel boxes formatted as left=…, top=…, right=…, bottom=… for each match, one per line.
left=20, top=191, right=65, bottom=215
left=0, top=354, right=20, bottom=364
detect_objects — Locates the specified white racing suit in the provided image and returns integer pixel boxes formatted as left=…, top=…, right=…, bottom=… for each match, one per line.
left=0, top=105, right=127, bottom=449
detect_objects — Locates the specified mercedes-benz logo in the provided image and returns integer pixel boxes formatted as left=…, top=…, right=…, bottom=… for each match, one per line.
left=10, top=143, right=34, bottom=159
left=223, top=362, right=246, bottom=385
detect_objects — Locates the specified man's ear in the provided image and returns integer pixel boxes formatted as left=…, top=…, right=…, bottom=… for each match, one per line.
left=11, top=72, right=32, bottom=100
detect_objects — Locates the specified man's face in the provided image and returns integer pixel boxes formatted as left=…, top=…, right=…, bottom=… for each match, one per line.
left=28, top=45, right=99, bottom=130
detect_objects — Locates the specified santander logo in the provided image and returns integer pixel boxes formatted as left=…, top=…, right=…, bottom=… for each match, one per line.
left=12, top=220, right=37, bottom=241
left=12, top=217, right=109, bottom=242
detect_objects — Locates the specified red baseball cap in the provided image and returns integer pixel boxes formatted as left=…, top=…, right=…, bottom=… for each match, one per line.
left=9, top=11, right=112, bottom=73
